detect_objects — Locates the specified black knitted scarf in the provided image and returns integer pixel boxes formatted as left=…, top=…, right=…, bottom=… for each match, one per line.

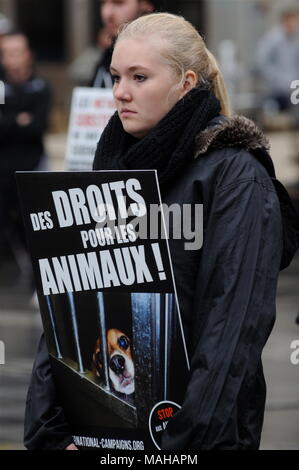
left=93, top=85, right=221, bottom=192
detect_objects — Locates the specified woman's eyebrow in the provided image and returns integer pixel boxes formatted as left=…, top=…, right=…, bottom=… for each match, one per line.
left=110, top=65, right=118, bottom=73
left=110, top=65, right=150, bottom=73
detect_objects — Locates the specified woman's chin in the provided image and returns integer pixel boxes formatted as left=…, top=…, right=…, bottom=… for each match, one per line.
left=123, top=126, right=147, bottom=139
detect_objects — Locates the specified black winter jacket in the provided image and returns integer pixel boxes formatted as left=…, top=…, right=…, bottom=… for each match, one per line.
left=24, top=115, right=299, bottom=450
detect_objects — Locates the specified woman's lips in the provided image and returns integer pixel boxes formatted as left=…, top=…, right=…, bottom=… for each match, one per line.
left=121, top=109, right=137, bottom=117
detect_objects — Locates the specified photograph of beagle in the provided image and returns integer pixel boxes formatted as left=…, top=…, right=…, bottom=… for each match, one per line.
left=92, top=328, right=135, bottom=396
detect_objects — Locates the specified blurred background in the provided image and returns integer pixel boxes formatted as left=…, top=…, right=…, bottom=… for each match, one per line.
left=0, top=0, right=298, bottom=450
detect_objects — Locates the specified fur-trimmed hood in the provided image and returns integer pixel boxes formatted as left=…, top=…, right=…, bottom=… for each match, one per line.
left=195, top=115, right=270, bottom=157
left=194, top=114, right=299, bottom=272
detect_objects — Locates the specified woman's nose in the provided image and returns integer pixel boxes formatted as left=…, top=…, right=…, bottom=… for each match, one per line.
left=113, top=80, right=132, bottom=102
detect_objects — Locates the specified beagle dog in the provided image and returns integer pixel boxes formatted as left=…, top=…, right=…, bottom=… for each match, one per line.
left=92, top=328, right=135, bottom=395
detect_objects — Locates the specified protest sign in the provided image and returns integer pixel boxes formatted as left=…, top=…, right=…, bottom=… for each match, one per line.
left=65, top=88, right=115, bottom=171
left=17, top=171, right=189, bottom=450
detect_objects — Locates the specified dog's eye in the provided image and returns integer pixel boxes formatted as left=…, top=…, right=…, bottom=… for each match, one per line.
left=118, top=335, right=129, bottom=350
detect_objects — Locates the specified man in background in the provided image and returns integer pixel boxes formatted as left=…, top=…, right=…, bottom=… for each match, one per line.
left=69, top=26, right=111, bottom=86
left=0, top=32, right=51, bottom=259
left=256, top=7, right=299, bottom=117
left=91, top=0, right=162, bottom=87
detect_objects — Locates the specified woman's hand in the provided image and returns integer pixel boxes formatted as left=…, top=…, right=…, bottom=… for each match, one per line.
left=65, top=443, right=79, bottom=450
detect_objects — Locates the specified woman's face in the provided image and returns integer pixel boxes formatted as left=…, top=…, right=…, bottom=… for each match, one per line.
left=110, top=37, right=186, bottom=139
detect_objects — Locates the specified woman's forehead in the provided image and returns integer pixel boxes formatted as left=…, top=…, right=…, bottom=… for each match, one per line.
left=111, top=36, right=167, bottom=70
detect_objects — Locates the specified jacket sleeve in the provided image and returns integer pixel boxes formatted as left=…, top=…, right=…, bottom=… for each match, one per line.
left=24, top=333, right=74, bottom=450
left=161, top=175, right=283, bottom=450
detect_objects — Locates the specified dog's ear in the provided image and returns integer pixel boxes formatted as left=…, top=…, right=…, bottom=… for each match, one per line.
left=92, top=338, right=103, bottom=377
left=93, top=351, right=103, bottom=377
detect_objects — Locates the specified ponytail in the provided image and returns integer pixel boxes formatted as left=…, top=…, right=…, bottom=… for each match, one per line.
left=205, top=49, right=232, bottom=117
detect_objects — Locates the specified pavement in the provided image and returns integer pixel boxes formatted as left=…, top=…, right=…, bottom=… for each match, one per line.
left=0, top=130, right=298, bottom=450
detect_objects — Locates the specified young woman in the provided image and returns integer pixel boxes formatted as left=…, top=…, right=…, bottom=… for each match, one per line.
left=25, top=13, right=299, bottom=450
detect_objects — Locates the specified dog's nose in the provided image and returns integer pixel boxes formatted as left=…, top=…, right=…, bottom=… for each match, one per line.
left=110, top=355, right=125, bottom=375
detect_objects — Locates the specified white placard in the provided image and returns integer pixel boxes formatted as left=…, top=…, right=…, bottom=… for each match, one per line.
left=65, top=87, right=115, bottom=171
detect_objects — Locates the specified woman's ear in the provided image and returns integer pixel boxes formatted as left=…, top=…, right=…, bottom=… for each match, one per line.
left=180, top=70, right=197, bottom=98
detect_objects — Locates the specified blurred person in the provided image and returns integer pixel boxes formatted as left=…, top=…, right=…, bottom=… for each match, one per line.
left=0, top=12, right=13, bottom=79
left=256, top=7, right=299, bottom=120
left=69, top=26, right=112, bottom=86
left=0, top=32, right=51, bottom=259
left=24, top=13, right=299, bottom=450
left=0, top=13, right=12, bottom=36
left=91, top=0, right=162, bottom=87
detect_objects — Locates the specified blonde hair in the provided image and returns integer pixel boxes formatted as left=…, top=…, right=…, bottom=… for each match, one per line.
left=116, top=13, right=231, bottom=117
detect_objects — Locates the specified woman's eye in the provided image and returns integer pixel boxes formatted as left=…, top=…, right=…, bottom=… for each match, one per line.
left=134, top=74, right=146, bottom=82
left=111, top=75, right=120, bottom=83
